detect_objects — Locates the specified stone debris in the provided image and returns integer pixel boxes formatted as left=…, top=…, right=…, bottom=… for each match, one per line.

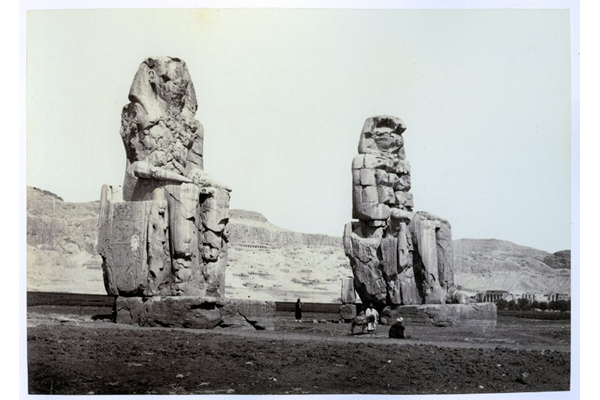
left=516, top=372, right=529, bottom=384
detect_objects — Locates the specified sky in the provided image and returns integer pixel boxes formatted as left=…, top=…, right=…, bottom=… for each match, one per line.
left=25, top=3, right=574, bottom=254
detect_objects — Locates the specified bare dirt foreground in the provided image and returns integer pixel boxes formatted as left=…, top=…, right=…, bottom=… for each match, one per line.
left=27, top=306, right=571, bottom=395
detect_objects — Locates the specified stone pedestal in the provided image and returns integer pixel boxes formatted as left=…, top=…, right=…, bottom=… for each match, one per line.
left=381, top=303, right=497, bottom=327
left=339, top=304, right=357, bottom=321
left=99, top=184, right=230, bottom=298
left=116, top=296, right=275, bottom=330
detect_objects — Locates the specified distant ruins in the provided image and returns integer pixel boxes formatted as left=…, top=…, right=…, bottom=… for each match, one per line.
left=97, top=57, right=273, bottom=329
left=342, top=116, right=493, bottom=325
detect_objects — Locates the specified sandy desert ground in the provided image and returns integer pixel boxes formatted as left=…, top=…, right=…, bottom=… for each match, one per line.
left=26, top=304, right=570, bottom=395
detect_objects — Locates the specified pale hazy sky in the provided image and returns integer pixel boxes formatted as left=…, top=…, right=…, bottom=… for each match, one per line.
left=26, top=3, right=574, bottom=253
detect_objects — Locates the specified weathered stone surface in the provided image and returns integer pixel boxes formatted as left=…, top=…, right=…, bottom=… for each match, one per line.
left=98, top=196, right=151, bottom=296
left=360, top=169, right=376, bottom=186
left=352, top=155, right=365, bottom=170
left=399, top=266, right=421, bottom=305
left=397, top=222, right=412, bottom=269
left=362, top=186, right=379, bottom=203
left=377, top=186, right=396, bottom=205
left=345, top=235, right=399, bottom=306
left=352, top=169, right=361, bottom=184
left=411, top=214, right=445, bottom=304
left=397, top=174, right=412, bottom=191
left=382, top=303, right=497, bottom=327
left=374, top=169, right=389, bottom=185
left=352, top=185, right=363, bottom=204
left=99, top=56, right=231, bottom=299
left=339, top=304, right=357, bottom=321
left=146, top=188, right=173, bottom=295
left=117, top=296, right=222, bottom=329
left=203, top=230, right=223, bottom=249
left=343, top=116, right=460, bottom=310
left=116, top=296, right=275, bottom=330
left=395, top=192, right=413, bottom=209
left=379, top=237, right=397, bottom=274
left=380, top=305, right=401, bottom=325
left=354, top=202, right=391, bottom=221
left=410, top=212, right=455, bottom=304
left=435, top=216, right=455, bottom=288
left=341, top=277, right=357, bottom=304
left=219, top=299, right=275, bottom=330
left=201, top=187, right=231, bottom=233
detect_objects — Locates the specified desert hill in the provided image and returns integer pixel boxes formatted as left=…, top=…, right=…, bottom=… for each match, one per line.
left=543, top=250, right=571, bottom=270
left=453, top=239, right=571, bottom=295
left=25, top=186, right=570, bottom=302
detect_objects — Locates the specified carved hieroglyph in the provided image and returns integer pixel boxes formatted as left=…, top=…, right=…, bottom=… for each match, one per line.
left=343, top=116, right=464, bottom=309
left=98, top=56, right=231, bottom=298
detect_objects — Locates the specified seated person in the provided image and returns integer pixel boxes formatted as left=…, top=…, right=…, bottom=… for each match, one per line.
left=389, top=317, right=406, bottom=339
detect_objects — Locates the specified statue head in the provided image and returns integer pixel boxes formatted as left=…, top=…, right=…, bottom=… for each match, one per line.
left=358, top=116, right=407, bottom=158
left=128, top=56, right=198, bottom=119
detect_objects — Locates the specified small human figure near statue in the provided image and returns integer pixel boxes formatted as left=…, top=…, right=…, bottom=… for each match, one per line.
left=365, top=303, right=379, bottom=335
left=350, top=309, right=367, bottom=335
left=350, top=304, right=380, bottom=335
left=349, top=305, right=410, bottom=339
left=388, top=317, right=407, bottom=339
left=295, top=298, right=302, bottom=322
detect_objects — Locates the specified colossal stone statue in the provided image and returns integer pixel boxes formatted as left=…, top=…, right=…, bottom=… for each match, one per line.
left=343, top=116, right=465, bottom=311
left=98, top=56, right=231, bottom=298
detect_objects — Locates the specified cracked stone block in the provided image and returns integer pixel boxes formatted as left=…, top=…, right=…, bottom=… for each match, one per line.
left=382, top=303, right=497, bottom=327
left=362, top=186, right=379, bottom=203
left=377, top=186, right=395, bottom=205
left=374, top=169, right=389, bottom=185
left=339, top=304, right=357, bottom=321
left=395, top=191, right=414, bottom=209
left=222, top=299, right=276, bottom=330
left=352, top=155, right=365, bottom=170
left=360, top=169, right=376, bottom=186
left=116, top=296, right=276, bottom=330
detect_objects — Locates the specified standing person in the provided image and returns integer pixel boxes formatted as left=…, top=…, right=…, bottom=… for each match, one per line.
left=295, top=298, right=303, bottom=322
left=365, top=303, right=379, bottom=335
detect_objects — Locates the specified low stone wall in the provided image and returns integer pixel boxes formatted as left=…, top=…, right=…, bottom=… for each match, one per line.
left=116, top=296, right=275, bottom=330
left=381, top=303, right=497, bottom=327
